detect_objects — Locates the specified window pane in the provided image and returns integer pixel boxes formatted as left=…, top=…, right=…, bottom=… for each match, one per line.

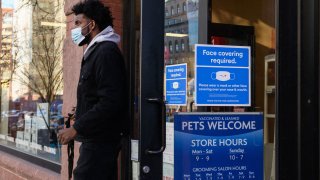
left=163, top=0, right=199, bottom=178
left=0, top=0, right=65, bottom=163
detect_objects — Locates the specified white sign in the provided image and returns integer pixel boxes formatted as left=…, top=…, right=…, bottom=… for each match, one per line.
left=163, top=122, right=174, bottom=164
left=37, top=103, right=49, bottom=128
left=131, top=139, right=139, bottom=161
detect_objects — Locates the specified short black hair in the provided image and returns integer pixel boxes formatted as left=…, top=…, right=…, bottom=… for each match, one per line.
left=72, top=1, right=113, bottom=30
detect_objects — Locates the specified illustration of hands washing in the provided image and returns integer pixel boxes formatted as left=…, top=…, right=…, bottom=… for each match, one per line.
left=172, top=82, right=179, bottom=89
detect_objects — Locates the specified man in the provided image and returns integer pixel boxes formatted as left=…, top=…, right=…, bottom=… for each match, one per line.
left=58, top=1, right=128, bottom=179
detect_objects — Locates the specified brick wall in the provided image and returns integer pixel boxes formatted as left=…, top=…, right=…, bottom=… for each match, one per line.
left=0, top=151, right=60, bottom=180
left=62, top=0, right=123, bottom=179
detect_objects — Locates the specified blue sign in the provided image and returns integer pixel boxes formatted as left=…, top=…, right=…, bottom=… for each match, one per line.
left=165, top=64, right=187, bottom=105
left=195, top=44, right=251, bottom=106
left=174, top=113, right=263, bottom=180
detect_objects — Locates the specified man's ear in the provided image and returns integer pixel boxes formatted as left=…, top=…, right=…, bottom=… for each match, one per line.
left=91, top=21, right=96, bottom=31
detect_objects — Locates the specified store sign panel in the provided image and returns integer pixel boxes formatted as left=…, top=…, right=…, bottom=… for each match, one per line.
left=165, top=63, right=187, bottom=105
left=174, top=113, right=263, bottom=180
left=195, top=45, right=251, bottom=106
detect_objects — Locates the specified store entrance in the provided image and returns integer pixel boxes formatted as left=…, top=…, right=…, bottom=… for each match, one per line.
left=125, top=0, right=320, bottom=179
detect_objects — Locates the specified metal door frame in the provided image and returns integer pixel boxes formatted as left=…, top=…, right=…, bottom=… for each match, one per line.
left=139, top=0, right=165, bottom=179
left=276, top=0, right=320, bottom=179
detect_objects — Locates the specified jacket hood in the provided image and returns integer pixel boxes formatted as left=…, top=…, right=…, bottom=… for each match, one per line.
left=84, top=26, right=120, bottom=55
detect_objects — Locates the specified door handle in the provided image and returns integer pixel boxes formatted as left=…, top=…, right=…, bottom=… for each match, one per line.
left=145, top=97, right=166, bottom=154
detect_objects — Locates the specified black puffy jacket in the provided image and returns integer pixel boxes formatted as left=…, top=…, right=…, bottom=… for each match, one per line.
left=73, top=41, right=128, bottom=143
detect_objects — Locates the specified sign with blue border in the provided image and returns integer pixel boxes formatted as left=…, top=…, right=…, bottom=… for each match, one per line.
left=195, top=44, right=251, bottom=106
left=174, top=112, right=263, bottom=180
left=165, top=63, right=187, bottom=105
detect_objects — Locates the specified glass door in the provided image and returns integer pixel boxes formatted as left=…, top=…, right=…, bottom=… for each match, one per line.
left=163, top=0, right=276, bottom=179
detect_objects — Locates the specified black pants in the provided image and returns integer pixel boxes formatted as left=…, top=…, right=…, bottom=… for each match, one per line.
left=73, top=142, right=121, bottom=180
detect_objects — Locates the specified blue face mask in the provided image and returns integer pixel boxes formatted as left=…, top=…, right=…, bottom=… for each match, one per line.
left=71, top=22, right=92, bottom=46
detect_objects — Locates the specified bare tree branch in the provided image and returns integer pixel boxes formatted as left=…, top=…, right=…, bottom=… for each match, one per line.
left=9, top=0, right=65, bottom=105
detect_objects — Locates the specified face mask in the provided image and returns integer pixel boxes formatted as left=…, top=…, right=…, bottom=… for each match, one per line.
left=71, top=21, right=92, bottom=46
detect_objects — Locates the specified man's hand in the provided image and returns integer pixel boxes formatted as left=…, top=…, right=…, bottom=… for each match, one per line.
left=58, top=127, right=77, bottom=145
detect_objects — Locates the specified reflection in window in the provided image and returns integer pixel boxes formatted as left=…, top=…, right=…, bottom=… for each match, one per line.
left=175, top=40, right=179, bottom=53
left=181, top=39, right=185, bottom=52
left=164, top=0, right=199, bottom=116
left=0, top=0, right=65, bottom=163
left=171, top=6, right=175, bottom=16
left=169, top=41, right=173, bottom=53
left=165, top=9, right=169, bottom=17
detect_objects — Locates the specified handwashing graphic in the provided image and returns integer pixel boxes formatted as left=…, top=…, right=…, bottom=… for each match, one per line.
left=211, top=71, right=235, bottom=81
left=172, top=82, right=179, bottom=89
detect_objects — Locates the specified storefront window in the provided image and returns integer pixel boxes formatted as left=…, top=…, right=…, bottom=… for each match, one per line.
left=0, top=0, right=65, bottom=163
